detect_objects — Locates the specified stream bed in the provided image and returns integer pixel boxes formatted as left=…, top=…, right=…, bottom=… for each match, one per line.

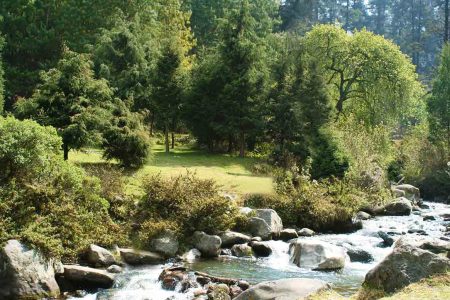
left=76, top=202, right=450, bottom=300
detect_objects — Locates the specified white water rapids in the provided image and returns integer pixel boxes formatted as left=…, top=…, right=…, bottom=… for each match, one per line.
left=75, top=202, right=450, bottom=300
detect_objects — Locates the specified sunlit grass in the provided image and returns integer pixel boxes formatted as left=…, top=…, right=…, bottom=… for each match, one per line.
left=70, top=143, right=274, bottom=200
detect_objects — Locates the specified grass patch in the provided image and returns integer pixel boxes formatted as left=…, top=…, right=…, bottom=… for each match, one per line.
left=70, top=143, right=274, bottom=199
left=308, top=273, right=450, bottom=300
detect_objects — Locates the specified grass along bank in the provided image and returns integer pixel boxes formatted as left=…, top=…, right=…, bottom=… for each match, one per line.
left=307, top=273, right=450, bottom=300
left=70, top=143, right=274, bottom=199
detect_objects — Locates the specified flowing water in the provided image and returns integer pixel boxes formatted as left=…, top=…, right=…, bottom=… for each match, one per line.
left=76, top=202, right=450, bottom=300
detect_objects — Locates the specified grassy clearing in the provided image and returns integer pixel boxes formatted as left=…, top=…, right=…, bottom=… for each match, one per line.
left=307, top=273, right=450, bottom=300
left=70, top=144, right=274, bottom=199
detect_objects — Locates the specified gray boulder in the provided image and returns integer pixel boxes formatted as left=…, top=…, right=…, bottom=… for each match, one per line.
left=376, top=197, right=412, bottom=216
left=62, top=265, right=115, bottom=289
left=192, top=231, right=222, bottom=257
left=289, top=240, right=347, bottom=270
left=394, top=184, right=420, bottom=203
left=248, top=217, right=272, bottom=240
left=378, top=231, right=395, bottom=247
left=220, top=231, right=251, bottom=248
left=234, top=278, right=330, bottom=300
left=231, top=244, right=253, bottom=257
left=107, top=265, right=123, bottom=274
left=356, top=211, right=372, bottom=220
left=298, top=228, right=315, bottom=237
left=250, top=241, right=272, bottom=257
left=0, top=240, right=60, bottom=299
left=86, top=244, right=117, bottom=267
left=254, top=209, right=283, bottom=237
left=364, top=237, right=450, bottom=293
left=149, top=230, right=179, bottom=257
left=119, top=248, right=164, bottom=265
left=209, top=283, right=231, bottom=300
left=279, top=229, right=298, bottom=241
left=346, top=248, right=374, bottom=263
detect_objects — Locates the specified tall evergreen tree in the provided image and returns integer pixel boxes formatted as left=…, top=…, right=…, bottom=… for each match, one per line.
left=429, top=43, right=450, bottom=155
left=15, top=48, right=114, bottom=160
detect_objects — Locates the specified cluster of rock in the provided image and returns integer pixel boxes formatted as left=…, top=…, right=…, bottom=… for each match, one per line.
left=363, top=236, right=450, bottom=293
left=0, top=239, right=168, bottom=299
left=158, top=266, right=331, bottom=300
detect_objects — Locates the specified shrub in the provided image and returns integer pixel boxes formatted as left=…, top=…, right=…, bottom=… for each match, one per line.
left=135, top=173, right=238, bottom=239
left=102, top=106, right=150, bottom=169
left=0, top=116, right=126, bottom=261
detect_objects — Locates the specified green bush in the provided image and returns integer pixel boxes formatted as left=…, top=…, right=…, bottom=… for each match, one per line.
left=0, top=116, right=126, bottom=261
left=135, top=173, right=238, bottom=239
left=102, top=106, right=150, bottom=169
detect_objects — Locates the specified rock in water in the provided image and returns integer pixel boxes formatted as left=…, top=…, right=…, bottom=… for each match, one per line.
left=234, top=278, right=330, bottom=300
left=220, top=231, right=251, bottom=248
left=346, top=248, right=374, bottom=263
left=248, top=217, right=272, bottom=240
left=149, top=230, right=179, bottom=257
left=364, top=237, right=450, bottom=293
left=254, top=209, right=283, bottom=237
left=394, top=184, right=420, bottom=203
left=356, top=211, right=372, bottom=220
left=62, top=265, right=115, bottom=289
left=250, top=241, right=272, bottom=257
left=119, top=248, right=164, bottom=265
left=298, top=228, right=315, bottom=237
left=192, top=231, right=222, bottom=257
left=86, top=244, right=117, bottom=267
left=378, top=231, right=395, bottom=247
left=289, top=240, right=347, bottom=270
left=231, top=244, right=253, bottom=257
left=0, top=240, right=60, bottom=299
left=279, top=229, right=298, bottom=241
left=376, top=197, right=412, bottom=216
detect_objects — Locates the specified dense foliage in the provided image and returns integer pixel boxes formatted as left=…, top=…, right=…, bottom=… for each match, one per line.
left=0, top=117, right=125, bottom=260
left=135, top=173, right=239, bottom=246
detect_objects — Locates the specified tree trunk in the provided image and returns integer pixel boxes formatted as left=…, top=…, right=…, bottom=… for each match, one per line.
left=63, top=143, right=69, bottom=161
left=227, top=135, right=233, bottom=153
left=150, top=113, right=155, bottom=136
left=164, top=125, right=170, bottom=154
left=445, top=0, right=449, bottom=43
left=239, top=131, right=245, bottom=158
left=171, top=132, right=175, bottom=149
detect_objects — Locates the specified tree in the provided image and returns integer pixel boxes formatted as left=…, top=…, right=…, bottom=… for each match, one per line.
left=152, top=45, right=183, bottom=154
left=0, top=34, right=4, bottom=114
left=428, top=43, right=450, bottom=155
left=15, top=48, right=114, bottom=160
left=445, top=0, right=449, bottom=42
left=304, top=25, right=423, bottom=127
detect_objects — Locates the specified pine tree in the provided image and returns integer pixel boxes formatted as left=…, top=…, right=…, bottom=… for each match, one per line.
left=429, top=43, right=450, bottom=156
left=15, top=48, right=114, bottom=160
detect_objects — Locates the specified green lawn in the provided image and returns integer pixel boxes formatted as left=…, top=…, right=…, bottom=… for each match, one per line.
left=70, top=144, right=274, bottom=199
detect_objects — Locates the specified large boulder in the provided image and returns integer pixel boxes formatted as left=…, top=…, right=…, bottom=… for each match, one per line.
left=250, top=241, right=272, bottom=257
left=394, top=184, right=420, bottom=203
left=0, top=240, right=60, bottom=299
left=220, top=231, right=251, bottom=248
left=248, top=217, right=272, bottom=240
left=289, top=240, right=347, bottom=270
left=192, top=231, right=222, bottom=258
left=62, top=265, right=115, bottom=289
left=364, top=237, right=450, bottom=293
left=119, top=248, right=164, bottom=265
left=346, top=248, right=374, bottom=263
left=234, top=278, right=330, bottom=300
left=375, top=197, right=412, bottom=216
left=231, top=244, right=253, bottom=257
left=254, top=209, right=283, bottom=237
left=86, top=244, right=117, bottom=267
left=279, top=229, right=298, bottom=241
left=149, top=230, right=179, bottom=258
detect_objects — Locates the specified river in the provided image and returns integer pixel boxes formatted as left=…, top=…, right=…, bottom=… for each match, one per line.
left=76, top=202, right=449, bottom=300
